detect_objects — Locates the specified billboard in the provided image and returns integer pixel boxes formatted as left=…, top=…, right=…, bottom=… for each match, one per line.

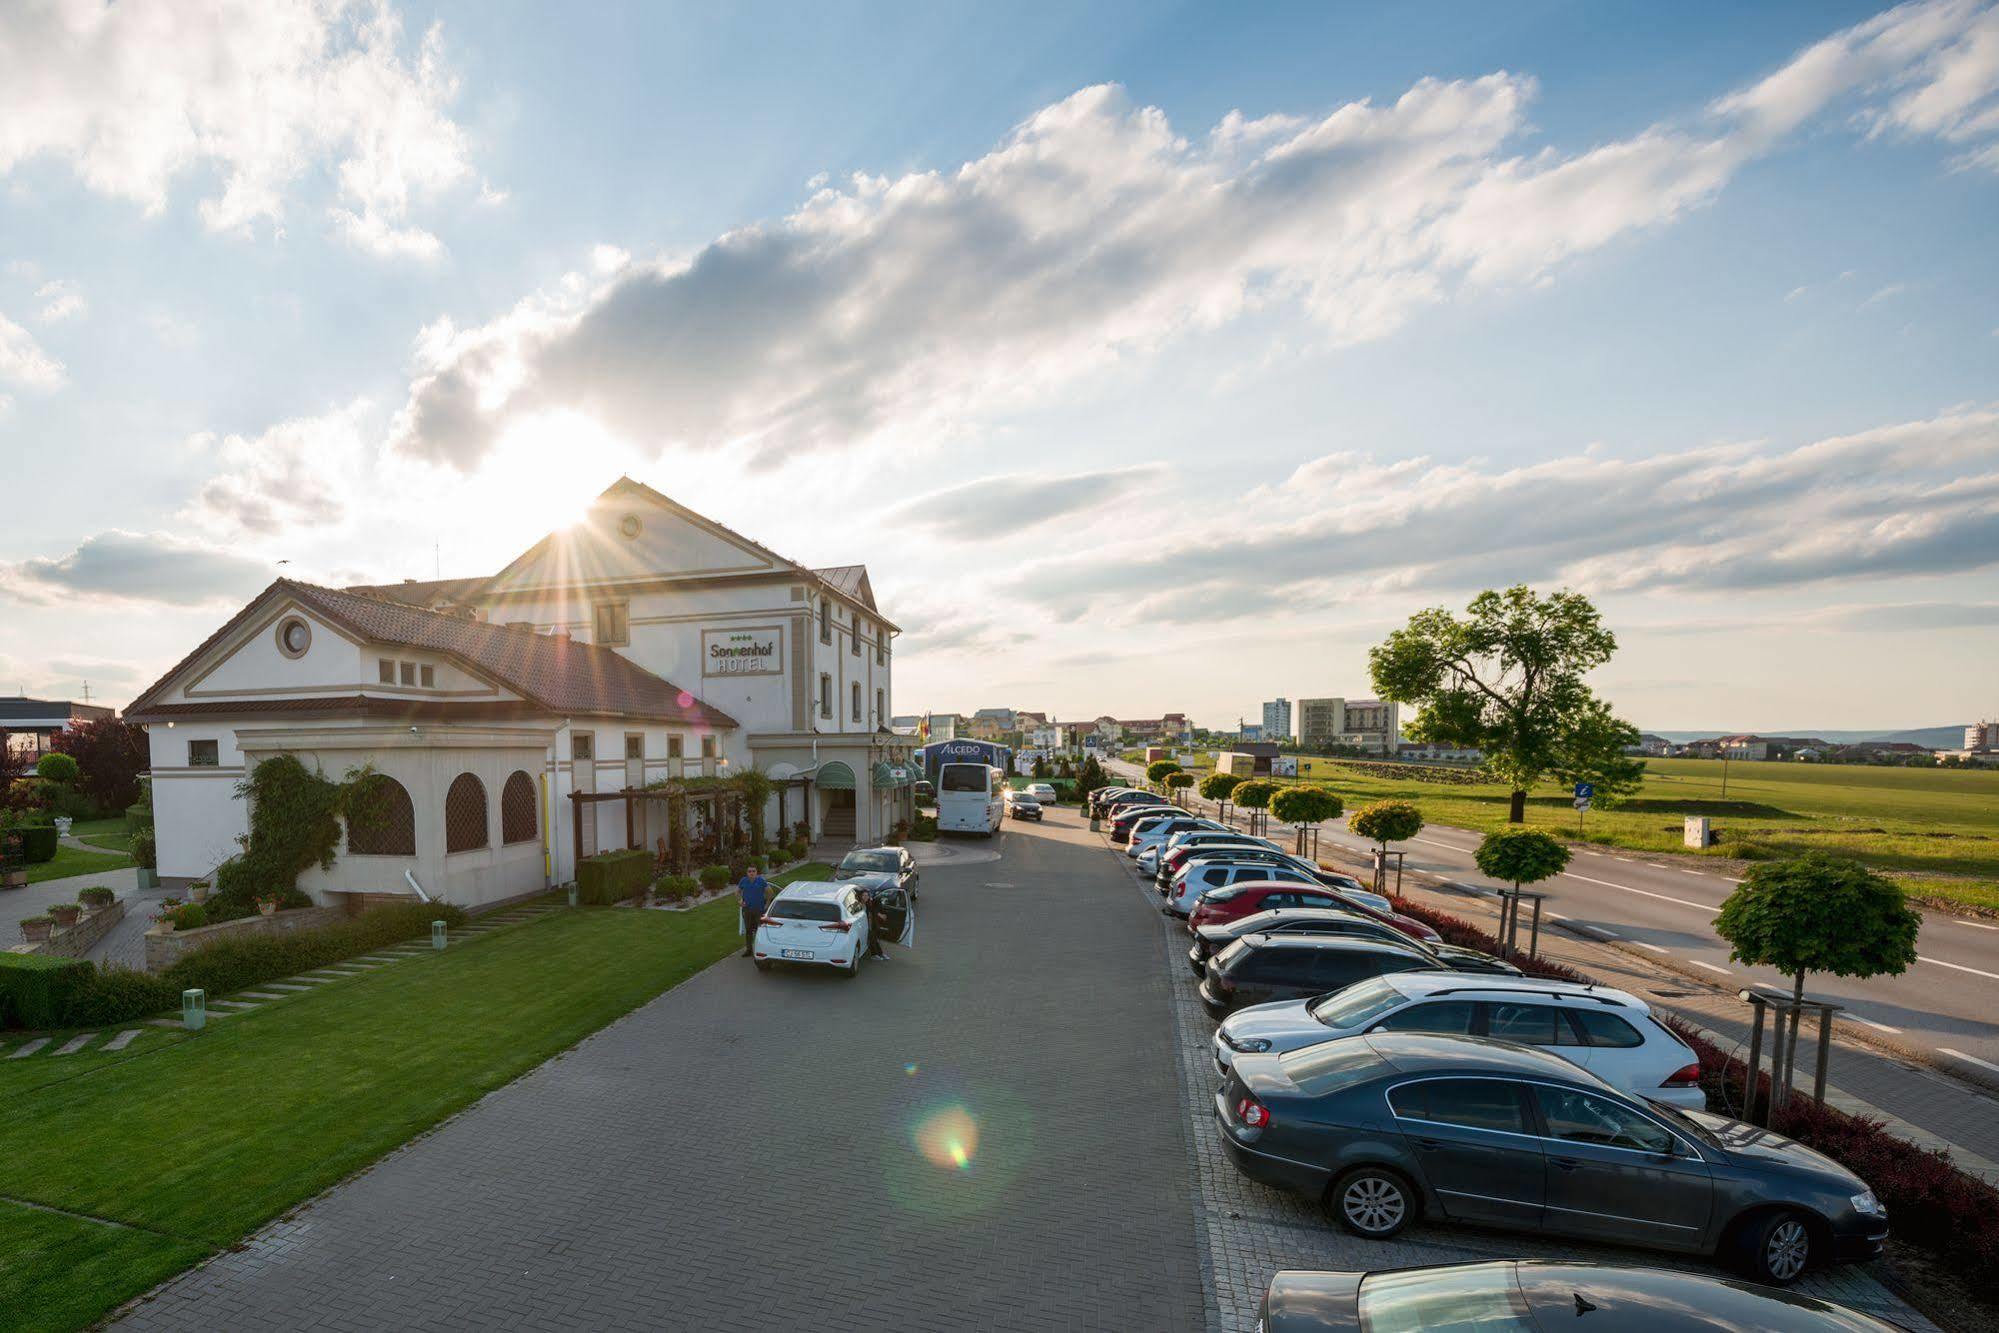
left=702, top=626, right=783, bottom=677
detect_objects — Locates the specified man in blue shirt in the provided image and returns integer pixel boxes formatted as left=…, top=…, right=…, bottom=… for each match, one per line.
left=737, top=861, right=770, bottom=958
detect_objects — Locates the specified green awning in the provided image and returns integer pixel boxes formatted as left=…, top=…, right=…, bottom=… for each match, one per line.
left=815, top=761, right=856, bottom=790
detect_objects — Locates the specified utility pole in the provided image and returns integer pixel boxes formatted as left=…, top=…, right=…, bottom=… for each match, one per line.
left=1720, top=750, right=1731, bottom=799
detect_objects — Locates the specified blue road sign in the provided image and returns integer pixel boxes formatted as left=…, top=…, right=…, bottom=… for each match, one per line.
left=1573, top=782, right=1595, bottom=799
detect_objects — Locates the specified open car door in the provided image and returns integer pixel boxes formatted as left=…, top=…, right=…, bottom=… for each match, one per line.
left=876, top=884, right=915, bottom=948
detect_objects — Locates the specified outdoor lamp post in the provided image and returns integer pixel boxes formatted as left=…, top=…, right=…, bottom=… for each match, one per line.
left=181, top=988, right=206, bottom=1031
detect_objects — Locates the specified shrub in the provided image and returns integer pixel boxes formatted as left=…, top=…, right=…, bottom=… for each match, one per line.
left=655, top=873, right=699, bottom=902
left=163, top=901, right=469, bottom=999
left=0, top=954, right=96, bottom=1028
left=4, top=776, right=54, bottom=812
left=1350, top=800, right=1424, bottom=849
left=79, top=886, right=116, bottom=908
left=698, top=864, right=732, bottom=892
left=131, top=828, right=157, bottom=870
left=165, top=902, right=208, bottom=930
left=16, top=823, right=58, bottom=864
left=63, top=967, right=179, bottom=1027
left=1144, top=759, right=1182, bottom=785
left=576, top=848, right=652, bottom=905
left=1163, top=772, right=1195, bottom=794
left=125, top=801, right=154, bottom=833
left=1198, top=772, right=1243, bottom=803
left=1473, top=828, right=1571, bottom=888
left=1232, top=779, right=1278, bottom=810
left=1269, top=785, right=1342, bottom=827
left=33, top=752, right=80, bottom=786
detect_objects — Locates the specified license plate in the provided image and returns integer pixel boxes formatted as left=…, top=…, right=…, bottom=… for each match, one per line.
left=780, top=948, right=814, bottom=960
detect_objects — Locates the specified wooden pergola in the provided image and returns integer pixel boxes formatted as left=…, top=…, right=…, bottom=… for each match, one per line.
left=566, top=774, right=815, bottom=874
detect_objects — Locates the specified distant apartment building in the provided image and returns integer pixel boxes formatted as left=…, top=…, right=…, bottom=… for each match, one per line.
left=1297, top=697, right=1400, bottom=754
left=1966, top=720, right=1999, bottom=752
left=1261, top=698, right=1292, bottom=741
left=889, top=714, right=924, bottom=735
left=1238, top=723, right=1264, bottom=743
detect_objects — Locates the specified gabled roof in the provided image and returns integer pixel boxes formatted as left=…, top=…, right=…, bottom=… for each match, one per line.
left=340, top=576, right=490, bottom=610
left=126, top=580, right=737, bottom=730
left=811, top=564, right=877, bottom=612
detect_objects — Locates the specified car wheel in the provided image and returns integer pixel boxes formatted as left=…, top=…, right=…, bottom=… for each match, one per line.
left=1734, top=1210, right=1814, bottom=1285
left=1329, top=1167, right=1416, bottom=1238
left=840, top=952, right=860, bottom=978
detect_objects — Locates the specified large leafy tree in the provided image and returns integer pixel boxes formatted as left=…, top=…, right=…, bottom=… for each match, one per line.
left=1715, top=853, right=1920, bottom=1012
left=50, top=718, right=150, bottom=814
left=1369, top=585, right=1641, bottom=822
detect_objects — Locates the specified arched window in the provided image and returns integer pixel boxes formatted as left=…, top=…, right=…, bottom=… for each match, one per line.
left=500, top=770, right=538, bottom=845
left=347, top=775, right=416, bottom=856
left=445, top=773, right=488, bottom=853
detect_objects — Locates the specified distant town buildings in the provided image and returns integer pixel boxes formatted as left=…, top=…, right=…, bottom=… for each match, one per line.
left=0, top=695, right=114, bottom=760
left=1297, top=697, right=1401, bottom=755
left=1967, top=720, right=1999, bottom=753
left=1260, top=698, right=1292, bottom=742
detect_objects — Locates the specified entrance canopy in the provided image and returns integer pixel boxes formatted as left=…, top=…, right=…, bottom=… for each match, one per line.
left=815, top=761, right=857, bottom=790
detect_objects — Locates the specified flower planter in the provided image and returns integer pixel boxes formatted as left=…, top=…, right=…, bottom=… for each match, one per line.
left=136, top=867, right=159, bottom=890
left=53, top=816, right=73, bottom=838
left=189, top=882, right=211, bottom=904
left=1, top=868, right=25, bottom=889
left=258, top=902, right=277, bottom=916
left=49, top=905, right=82, bottom=928
left=21, top=918, right=52, bottom=942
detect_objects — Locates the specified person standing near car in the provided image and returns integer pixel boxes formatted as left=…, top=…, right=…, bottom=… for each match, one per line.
left=737, top=861, right=770, bottom=958
left=864, top=884, right=895, bottom=961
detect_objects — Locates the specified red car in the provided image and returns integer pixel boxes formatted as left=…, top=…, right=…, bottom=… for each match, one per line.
left=1108, top=804, right=1178, bottom=844
left=1188, top=879, right=1442, bottom=946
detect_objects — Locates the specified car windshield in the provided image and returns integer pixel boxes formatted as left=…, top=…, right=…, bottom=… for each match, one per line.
left=839, top=850, right=899, bottom=872
left=1308, top=977, right=1407, bottom=1028
left=1357, top=1263, right=1533, bottom=1333
left=767, top=897, right=841, bottom=922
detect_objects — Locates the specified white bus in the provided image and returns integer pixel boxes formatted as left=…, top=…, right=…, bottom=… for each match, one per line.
left=936, top=762, right=1004, bottom=836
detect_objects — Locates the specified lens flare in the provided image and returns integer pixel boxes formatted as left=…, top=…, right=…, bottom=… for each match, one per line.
left=913, top=1105, right=979, bottom=1172
left=904, top=1062, right=919, bottom=1076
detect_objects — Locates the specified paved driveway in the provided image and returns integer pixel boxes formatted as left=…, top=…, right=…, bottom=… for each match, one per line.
left=118, top=814, right=1205, bottom=1331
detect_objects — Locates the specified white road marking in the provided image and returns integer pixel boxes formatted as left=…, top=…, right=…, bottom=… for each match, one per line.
left=1582, top=927, right=1620, bottom=940
left=1919, top=956, right=1999, bottom=983
left=1851, top=1016, right=1903, bottom=1035
left=1546, top=911, right=1569, bottom=921
left=1940, top=1048, right=1999, bottom=1076
left=1636, top=942, right=1671, bottom=953
left=1688, top=961, right=1734, bottom=977
left=1677, top=868, right=1707, bottom=876
left=1558, top=871, right=1713, bottom=913
left=1956, top=920, right=1999, bottom=932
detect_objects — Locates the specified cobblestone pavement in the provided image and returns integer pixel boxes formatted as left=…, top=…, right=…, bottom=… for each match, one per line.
left=115, top=816, right=1204, bottom=1331
left=1103, top=839, right=1938, bottom=1333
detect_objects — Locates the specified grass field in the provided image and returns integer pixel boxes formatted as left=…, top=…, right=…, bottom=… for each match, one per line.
left=0, top=870, right=829, bottom=1329
left=24, top=843, right=132, bottom=885
left=1195, top=756, right=1999, bottom=910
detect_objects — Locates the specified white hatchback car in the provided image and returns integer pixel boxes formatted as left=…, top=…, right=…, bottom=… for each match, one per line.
left=1212, top=972, right=1706, bottom=1109
left=752, top=882, right=872, bottom=976
left=1128, top=815, right=1227, bottom=860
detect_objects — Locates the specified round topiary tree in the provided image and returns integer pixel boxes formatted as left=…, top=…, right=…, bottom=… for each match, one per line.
left=34, top=752, right=80, bottom=786
left=1145, top=759, right=1183, bottom=787
left=1198, top=771, right=1243, bottom=804
left=1351, top=799, right=1424, bottom=890
left=1270, top=785, right=1342, bottom=859
left=1473, top=828, right=1571, bottom=892
left=1232, top=779, right=1277, bottom=811
left=1163, top=771, right=1195, bottom=804
left=1715, top=852, right=1920, bottom=1015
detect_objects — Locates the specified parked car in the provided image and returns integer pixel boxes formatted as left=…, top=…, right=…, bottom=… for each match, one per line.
left=1189, top=908, right=1518, bottom=980
left=1128, top=814, right=1226, bottom=858
left=1172, top=843, right=1364, bottom=892
left=1109, top=804, right=1180, bottom=844
left=1257, top=1260, right=1900, bottom=1332
left=1025, top=782, right=1059, bottom=803
left=913, top=780, right=936, bottom=804
left=1199, top=934, right=1443, bottom=1017
left=1003, top=789, right=1044, bottom=821
left=1095, top=789, right=1159, bottom=819
left=1171, top=871, right=1443, bottom=947
left=1156, top=832, right=1284, bottom=884
left=752, top=883, right=876, bottom=976
left=835, top=845, right=920, bottom=903
left=1091, top=785, right=1146, bottom=815
left=1216, top=1033, right=1889, bottom=1285
left=1212, top=973, right=1706, bottom=1109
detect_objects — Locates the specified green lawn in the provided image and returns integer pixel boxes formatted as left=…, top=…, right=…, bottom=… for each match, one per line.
left=1228, top=757, right=1999, bottom=911
left=0, top=873, right=822, bottom=1328
left=68, top=816, right=133, bottom=854
left=24, top=843, right=132, bottom=885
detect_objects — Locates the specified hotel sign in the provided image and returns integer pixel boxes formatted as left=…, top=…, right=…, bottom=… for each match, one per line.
left=702, top=626, right=783, bottom=677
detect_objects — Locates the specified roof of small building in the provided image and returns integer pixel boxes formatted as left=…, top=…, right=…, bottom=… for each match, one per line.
left=339, top=576, right=491, bottom=610
left=0, top=696, right=114, bottom=724
left=126, top=580, right=738, bottom=730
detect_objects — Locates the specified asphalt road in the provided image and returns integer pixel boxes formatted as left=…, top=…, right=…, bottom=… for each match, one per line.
left=1105, top=761, right=1999, bottom=1074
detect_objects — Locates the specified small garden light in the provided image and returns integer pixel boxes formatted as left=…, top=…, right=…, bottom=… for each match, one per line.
left=432, top=919, right=447, bottom=951
left=181, top=988, right=206, bottom=1031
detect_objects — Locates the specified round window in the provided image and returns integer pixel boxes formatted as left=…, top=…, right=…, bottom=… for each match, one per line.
left=619, top=514, right=642, bottom=538
left=276, top=616, right=312, bottom=658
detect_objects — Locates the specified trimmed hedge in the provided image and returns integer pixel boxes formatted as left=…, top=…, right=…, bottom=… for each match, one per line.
left=125, top=801, right=154, bottom=832
left=63, top=967, right=179, bottom=1027
left=654, top=873, right=699, bottom=902
left=162, top=901, right=470, bottom=1000
left=1385, top=890, right=1999, bottom=1303
left=576, top=848, right=652, bottom=905
left=697, top=864, right=731, bottom=892
left=0, top=955, right=95, bottom=1028
left=18, top=823, right=58, bottom=864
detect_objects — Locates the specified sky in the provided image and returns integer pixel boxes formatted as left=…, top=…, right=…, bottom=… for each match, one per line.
left=1, top=0, right=1996, bottom=733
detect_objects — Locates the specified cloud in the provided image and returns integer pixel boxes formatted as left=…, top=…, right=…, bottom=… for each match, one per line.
left=0, top=530, right=273, bottom=607
left=0, top=311, right=64, bottom=388
left=181, top=400, right=375, bottom=537
left=35, top=279, right=84, bottom=322
left=887, top=465, right=1166, bottom=537
left=1861, top=281, right=1909, bottom=306
left=1004, top=408, right=1999, bottom=623
left=1804, top=600, right=1999, bottom=630
left=0, top=0, right=478, bottom=256
left=387, top=2, right=1999, bottom=473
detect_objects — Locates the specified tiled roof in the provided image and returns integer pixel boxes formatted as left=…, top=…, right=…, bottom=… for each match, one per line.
left=127, top=580, right=737, bottom=730
left=340, top=576, right=491, bottom=609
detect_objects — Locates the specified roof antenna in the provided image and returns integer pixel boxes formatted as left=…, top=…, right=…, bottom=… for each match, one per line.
left=435, top=542, right=441, bottom=580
